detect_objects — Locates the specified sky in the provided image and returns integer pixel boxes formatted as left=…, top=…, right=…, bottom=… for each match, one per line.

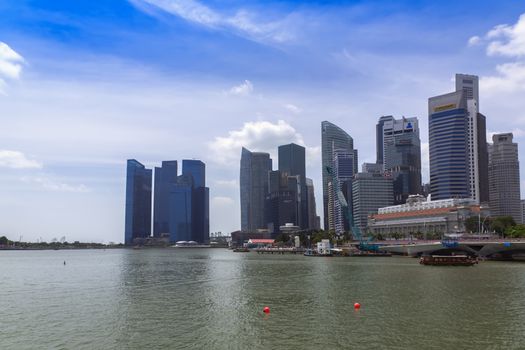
left=1, top=0, right=525, bottom=243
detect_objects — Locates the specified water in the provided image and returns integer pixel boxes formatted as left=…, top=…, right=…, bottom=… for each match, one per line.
left=1, top=249, right=524, bottom=349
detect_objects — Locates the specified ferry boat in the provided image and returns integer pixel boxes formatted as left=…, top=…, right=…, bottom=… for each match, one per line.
left=419, top=255, right=478, bottom=266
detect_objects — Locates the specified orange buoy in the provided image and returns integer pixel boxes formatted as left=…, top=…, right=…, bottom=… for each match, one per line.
left=263, top=306, right=270, bottom=314
left=354, top=302, right=361, bottom=310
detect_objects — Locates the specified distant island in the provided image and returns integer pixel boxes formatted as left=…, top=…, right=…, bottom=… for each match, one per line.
left=0, top=236, right=123, bottom=250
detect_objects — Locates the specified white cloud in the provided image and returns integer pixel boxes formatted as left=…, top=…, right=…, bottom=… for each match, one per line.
left=0, top=42, right=24, bottom=94
left=228, top=80, right=253, bottom=96
left=208, top=120, right=306, bottom=165
left=21, top=176, right=90, bottom=193
left=467, top=35, right=481, bottom=47
left=481, top=62, right=525, bottom=95
left=131, top=0, right=295, bottom=44
left=284, top=103, right=301, bottom=114
left=211, top=196, right=235, bottom=205
left=0, top=150, right=42, bottom=169
left=484, top=14, right=525, bottom=57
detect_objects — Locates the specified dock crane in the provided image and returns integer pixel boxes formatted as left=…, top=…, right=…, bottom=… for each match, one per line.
left=325, top=166, right=379, bottom=252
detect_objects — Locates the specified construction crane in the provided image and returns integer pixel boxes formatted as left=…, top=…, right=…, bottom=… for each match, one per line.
left=325, top=166, right=379, bottom=252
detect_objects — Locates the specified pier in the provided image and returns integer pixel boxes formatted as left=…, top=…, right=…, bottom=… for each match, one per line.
left=254, top=247, right=306, bottom=254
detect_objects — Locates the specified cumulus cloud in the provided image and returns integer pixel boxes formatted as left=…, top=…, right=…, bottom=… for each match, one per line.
left=0, top=42, right=24, bottom=94
left=21, top=176, right=90, bottom=193
left=130, top=0, right=295, bottom=44
left=228, top=80, right=253, bottom=96
left=470, top=14, right=525, bottom=96
left=208, top=120, right=307, bottom=165
left=0, top=150, right=42, bottom=169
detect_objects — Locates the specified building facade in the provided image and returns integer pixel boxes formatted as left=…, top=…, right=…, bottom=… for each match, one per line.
left=428, top=74, right=488, bottom=203
left=265, top=170, right=300, bottom=234
left=378, top=116, right=422, bottom=204
left=278, top=143, right=308, bottom=229
left=331, top=149, right=356, bottom=234
left=489, top=133, right=522, bottom=223
left=124, top=159, right=152, bottom=245
left=240, top=147, right=272, bottom=232
left=153, top=160, right=178, bottom=237
left=352, top=172, right=393, bottom=232
left=306, top=178, right=320, bottom=230
left=321, top=121, right=356, bottom=230
left=368, top=196, right=486, bottom=237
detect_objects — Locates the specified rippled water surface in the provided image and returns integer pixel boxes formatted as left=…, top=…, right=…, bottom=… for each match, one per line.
left=1, top=249, right=525, bottom=349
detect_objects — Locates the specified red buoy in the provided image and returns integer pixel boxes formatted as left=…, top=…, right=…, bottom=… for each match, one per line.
left=263, top=306, right=270, bottom=314
left=354, top=302, right=361, bottom=310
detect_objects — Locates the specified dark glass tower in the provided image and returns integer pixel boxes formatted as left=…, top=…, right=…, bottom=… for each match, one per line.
left=153, top=161, right=178, bottom=237
left=124, top=159, right=152, bottom=245
left=240, top=147, right=272, bottom=232
left=278, top=143, right=308, bottom=229
left=265, top=170, right=300, bottom=234
left=170, top=175, right=193, bottom=242
left=321, top=121, right=355, bottom=230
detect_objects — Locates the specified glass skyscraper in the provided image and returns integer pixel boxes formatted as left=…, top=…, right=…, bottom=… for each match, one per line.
left=124, top=159, right=152, bottom=245
left=153, top=160, right=178, bottom=237
left=240, top=147, right=272, bottom=232
left=321, top=121, right=356, bottom=230
left=378, top=116, right=422, bottom=204
left=278, top=143, right=308, bottom=229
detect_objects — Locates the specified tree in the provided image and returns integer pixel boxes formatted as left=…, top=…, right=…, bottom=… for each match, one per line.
left=0, top=236, right=9, bottom=245
left=505, top=224, right=525, bottom=238
left=490, top=216, right=516, bottom=234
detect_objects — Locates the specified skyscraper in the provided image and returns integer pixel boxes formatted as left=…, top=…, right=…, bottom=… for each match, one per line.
left=379, top=116, right=421, bottom=204
left=428, top=74, right=488, bottom=203
left=352, top=172, right=394, bottom=232
left=153, top=160, right=178, bottom=237
left=332, top=149, right=356, bottom=234
left=278, top=143, right=308, bottom=229
left=489, top=133, right=522, bottom=223
left=265, top=170, right=300, bottom=234
left=321, top=121, right=356, bottom=230
left=240, top=147, right=272, bottom=232
left=306, top=178, right=320, bottom=230
left=124, top=159, right=152, bottom=245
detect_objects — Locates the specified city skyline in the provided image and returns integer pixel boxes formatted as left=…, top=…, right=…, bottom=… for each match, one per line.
left=2, top=1, right=525, bottom=243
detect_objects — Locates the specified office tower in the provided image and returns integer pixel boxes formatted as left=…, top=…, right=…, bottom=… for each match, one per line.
left=153, top=161, right=178, bottom=237
left=306, top=178, right=320, bottom=230
left=428, top=74, right=488, bottom=203
left=170, top=174, right=193, bottom=242
left=169, top=160, right=210, bottom=243
left=489, top=133, right=522, bottom=223
left=331, top=149, right=356, bottom=234
left=240, top=147, right=272, bottom=232
left=521, top=199, right=525, bottom=225
left=278, top=143, right=308, bottom=229
left=321, top=121, right=356, bottom=230
left=362, top=162, right=383, bottom=174
left=352, top=173, right=394, bottom=232
left=376, top=115, right=393, bottom=165
left=265, top=170, right=300, bottom=234
left=124, top=159, right=152, bottom=245
left=379, top=116, right=422, bottom=204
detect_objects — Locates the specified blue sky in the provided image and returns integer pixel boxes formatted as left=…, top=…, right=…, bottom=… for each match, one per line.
left=1, top=0, right=525, bottom=243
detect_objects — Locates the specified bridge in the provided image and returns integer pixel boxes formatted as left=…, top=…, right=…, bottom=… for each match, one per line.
left=376, top=240, right=525, bottom=260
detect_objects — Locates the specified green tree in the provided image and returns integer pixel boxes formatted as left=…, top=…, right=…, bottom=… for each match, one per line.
left=490, top=216, right=516, bottom=234
left=0, top=236, right=9, bottom=245
left=505, top=224, right=525, bottom=238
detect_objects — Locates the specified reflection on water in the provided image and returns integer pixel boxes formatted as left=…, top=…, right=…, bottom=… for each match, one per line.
left=0, top=249, right=524, bottom=349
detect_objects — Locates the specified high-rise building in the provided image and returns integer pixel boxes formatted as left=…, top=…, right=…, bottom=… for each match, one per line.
left=153, top=161, right=178, bottom=237
left=376, top=115, right=393, bottom=165
left=306, top=178, right=320, bottom=230
left=265, top=170, right=300, bottom=234
left=321, top=121, right=356, bottom=230
left=240, top=147, right=272, bottom=232
left=352, top=172, right=394, bottom=232
left=331, top=149, right=356, bottom=234
left=124, top=159, right=152, bottom=245
left=362, top=162, right=383, bottom=174
left=428, top=74, right=488, bottom=203
left=170, top=174, right=193, bottom=242
left=379, top=116, right=422, bottom=204
left=489, top=133, right=521, bottom=223
left=278, top=143, right=308, bottom=229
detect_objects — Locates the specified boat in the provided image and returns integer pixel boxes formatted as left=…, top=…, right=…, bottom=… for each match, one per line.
left=233, top=247, right=250, bottom=252
left=172, top=241, right=211, bottom=248
left=304, top=248, right=318, bottom=256
left=419, top=255, right=478, bottom=266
